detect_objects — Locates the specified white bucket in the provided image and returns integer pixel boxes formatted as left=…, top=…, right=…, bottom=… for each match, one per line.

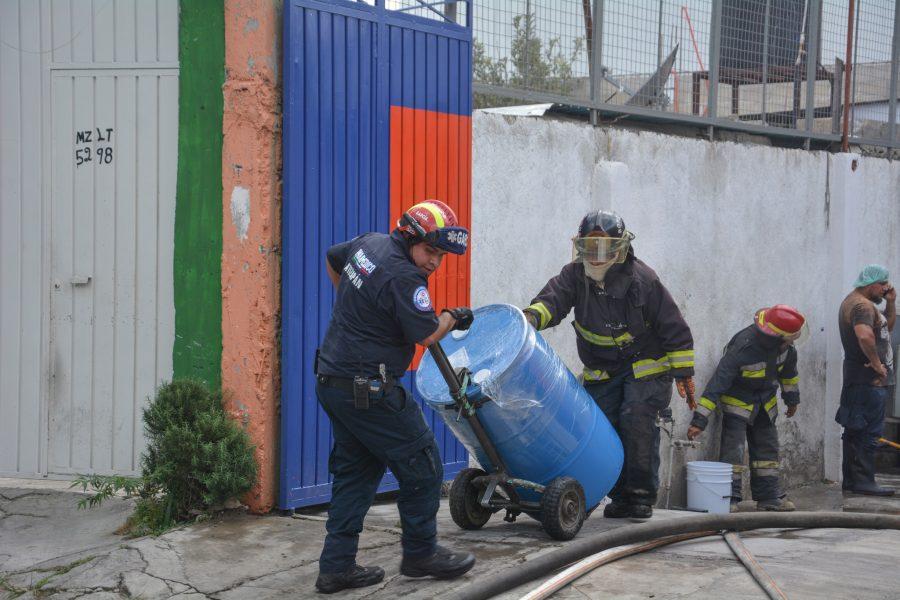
left=686, top=461, right=733, bottom=514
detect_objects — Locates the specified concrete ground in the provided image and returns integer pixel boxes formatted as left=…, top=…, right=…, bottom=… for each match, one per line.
left=1, top=476, right=899, bottom=600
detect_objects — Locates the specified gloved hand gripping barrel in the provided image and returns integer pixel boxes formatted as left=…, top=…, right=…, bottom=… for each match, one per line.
left=418, top=304, right=624, bottom=540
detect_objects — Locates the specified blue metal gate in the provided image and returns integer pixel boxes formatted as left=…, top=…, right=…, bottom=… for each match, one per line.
left=280, top=0, right=473, bottom=509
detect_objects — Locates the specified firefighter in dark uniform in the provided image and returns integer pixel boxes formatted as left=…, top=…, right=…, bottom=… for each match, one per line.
left=523, top=210, right=696, bottom=520
left=314, top=200, right=476, bottom=594
left=687, top=305, right=806, bottom=512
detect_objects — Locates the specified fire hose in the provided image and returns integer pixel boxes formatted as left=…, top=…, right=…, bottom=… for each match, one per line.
left=440, top=512, right=900, bottom=600
left=519, top=530, right=789, bottom=600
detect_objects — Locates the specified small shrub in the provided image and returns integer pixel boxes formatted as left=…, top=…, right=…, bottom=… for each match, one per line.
left=141, top=380, right=258, bottom=521
left=74, top=379, right=258, bottom=536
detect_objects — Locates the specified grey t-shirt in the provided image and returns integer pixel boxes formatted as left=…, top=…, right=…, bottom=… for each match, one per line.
left=839, top=291, right=894, bottom=386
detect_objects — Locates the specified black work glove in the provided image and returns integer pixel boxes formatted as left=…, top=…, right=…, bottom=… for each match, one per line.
left=443, top=307, right=474, bottom=331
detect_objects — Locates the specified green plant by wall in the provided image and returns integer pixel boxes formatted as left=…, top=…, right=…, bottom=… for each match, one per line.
left=73, top=380, right=257, bottom=536
left=142, top=380, right=258, bottom=518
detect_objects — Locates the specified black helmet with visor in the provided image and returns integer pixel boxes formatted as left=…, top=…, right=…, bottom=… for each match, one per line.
left=573, top=210, right=634, bottom=265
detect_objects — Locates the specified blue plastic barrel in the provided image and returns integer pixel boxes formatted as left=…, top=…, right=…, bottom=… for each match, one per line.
left=416, top=304, right=624, bottom=508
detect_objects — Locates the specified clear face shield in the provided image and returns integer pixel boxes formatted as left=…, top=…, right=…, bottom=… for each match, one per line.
left=572, top=233, right=634, bottom=266
left=783, top=322, right=810, bottom=347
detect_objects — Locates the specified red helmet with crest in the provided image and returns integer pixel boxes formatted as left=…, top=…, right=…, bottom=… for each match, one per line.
left=755, top=304, right=806, bottom=340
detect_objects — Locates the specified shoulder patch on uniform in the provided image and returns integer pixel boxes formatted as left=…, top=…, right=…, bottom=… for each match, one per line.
left=413, top=286, right=433, bottom=312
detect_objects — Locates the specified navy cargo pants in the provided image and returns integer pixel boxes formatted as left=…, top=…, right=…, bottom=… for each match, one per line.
left=720, top=407, right=782, bottom=502
left=316, top=380, right=443, bottom=574
left=585, top=372, right=672, bottom=507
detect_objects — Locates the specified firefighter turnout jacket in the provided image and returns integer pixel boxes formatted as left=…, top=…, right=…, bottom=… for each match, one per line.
left=523, top=256, right=695, bottom=383
left=692, top=325, right=800, bottom=430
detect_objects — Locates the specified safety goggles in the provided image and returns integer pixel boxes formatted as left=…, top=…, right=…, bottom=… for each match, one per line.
left=572, top=233, right=633, bottom=264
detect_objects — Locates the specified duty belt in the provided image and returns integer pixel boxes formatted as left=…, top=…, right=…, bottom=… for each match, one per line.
left=317, top=373, right=395, bottom=409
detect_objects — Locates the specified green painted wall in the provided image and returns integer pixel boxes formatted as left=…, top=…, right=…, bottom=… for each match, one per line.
left=173, top=1, right=224, bottom=385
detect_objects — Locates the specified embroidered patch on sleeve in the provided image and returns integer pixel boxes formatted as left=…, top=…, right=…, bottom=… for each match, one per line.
left=413, top=286, right=433, bottom=312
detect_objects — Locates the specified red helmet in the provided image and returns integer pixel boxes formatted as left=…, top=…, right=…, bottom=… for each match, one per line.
left=755, top=305, right=806, bottom=339
left=397, top=200, right=469, bottom=255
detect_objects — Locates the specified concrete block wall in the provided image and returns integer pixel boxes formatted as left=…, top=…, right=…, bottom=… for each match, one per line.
left=471, top=112, right=900, bottom=506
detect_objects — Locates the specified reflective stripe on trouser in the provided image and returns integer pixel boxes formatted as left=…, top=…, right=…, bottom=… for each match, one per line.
left=719, top=409, right=782, bottom=502
left=584, top=372, right=672, bottom=505
left=751, top=460, right=780, bottom=477
left=764, top=396, right=778, bottom=421
left=316, top=382, right=442, bottom=573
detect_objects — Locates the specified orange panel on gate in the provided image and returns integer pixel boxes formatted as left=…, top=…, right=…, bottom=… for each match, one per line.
left=389, top=105, right=472, bottom=369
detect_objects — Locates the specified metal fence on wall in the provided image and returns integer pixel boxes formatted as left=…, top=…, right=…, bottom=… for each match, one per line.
left=473, top=0, right=900, bottom=150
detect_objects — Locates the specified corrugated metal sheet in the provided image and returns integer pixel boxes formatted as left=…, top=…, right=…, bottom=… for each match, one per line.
left=0, top=0, right=178, bottom=477
left=0, top=0, right=44, bottom=475
left=281, top=0, right=472, bottom=509
left=49, top=0, right=179, bottom=66
left=48, top=69, right=178, bottom=475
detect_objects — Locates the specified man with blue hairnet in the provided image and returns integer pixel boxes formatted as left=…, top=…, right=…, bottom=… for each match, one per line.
left=836, top=264, right=896, bottom=496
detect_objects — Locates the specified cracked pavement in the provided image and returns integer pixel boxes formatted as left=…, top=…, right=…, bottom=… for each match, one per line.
left=2, top=477, right=900, bottom=599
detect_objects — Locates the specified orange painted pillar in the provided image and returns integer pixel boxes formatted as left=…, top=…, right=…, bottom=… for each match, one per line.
left=221, top=0, right=282, bottom=513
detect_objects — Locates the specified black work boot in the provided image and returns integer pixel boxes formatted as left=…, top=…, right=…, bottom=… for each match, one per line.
left=400, top=545, right=475, bottom=579
left=603, top=501, right=631, bottom=518
left=315, top=564, right=385, bottom=594
left=846, top=481, right=895, bottom=496
left=845, top=441, right=895, bottom=496
left=629, top=504, right=653, bottom=520
left=841, top=437, right=856, bottom=491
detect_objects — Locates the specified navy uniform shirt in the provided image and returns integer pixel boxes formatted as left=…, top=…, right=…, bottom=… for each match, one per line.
left=317, top=231, right=439, bottom=379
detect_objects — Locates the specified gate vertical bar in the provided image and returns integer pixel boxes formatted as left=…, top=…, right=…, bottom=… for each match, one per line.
left=708, top=0, right=723, bottom=120
left=524, top=0, right=532, bottom=88
left=590, top=0, right=604, bottom=126
left=443, top=1, right=456, bottom=23
left=762, top=0, right=771, bottom=125
left=888, top=0, right=900, bottom=144
left=842, top=0, right=856, bottom=152
left=850, top=0, right=862, bottom=139
left=805, top=0, right=821, bottom=133
left=832, top=58, right=844, bottom=135
left=657, top=0, right=664, bottom=68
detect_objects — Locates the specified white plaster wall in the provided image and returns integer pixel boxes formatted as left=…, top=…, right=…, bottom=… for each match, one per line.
left=471, top=112, right=900, bottom=504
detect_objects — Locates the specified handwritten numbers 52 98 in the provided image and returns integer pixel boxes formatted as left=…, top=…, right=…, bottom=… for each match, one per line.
left=74, top=128, right=115, bottom=168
